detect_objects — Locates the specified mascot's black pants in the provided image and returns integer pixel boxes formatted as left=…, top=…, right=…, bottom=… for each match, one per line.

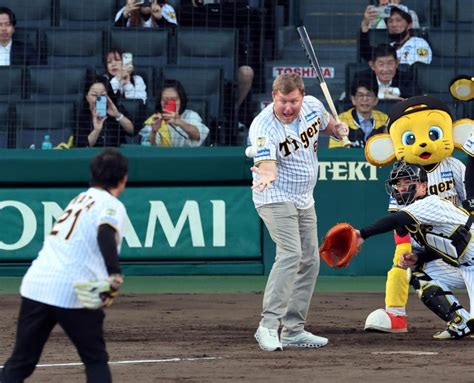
left=0, top=298, right=111, bottom=383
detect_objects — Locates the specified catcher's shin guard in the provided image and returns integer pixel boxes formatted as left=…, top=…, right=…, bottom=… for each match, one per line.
left=410, top=271, right=470, bottom=338
left=418, top=284, right=463, bottom=322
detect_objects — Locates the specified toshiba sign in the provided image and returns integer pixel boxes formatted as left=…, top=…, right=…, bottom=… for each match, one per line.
left=272, top=66, right=335, bottom=78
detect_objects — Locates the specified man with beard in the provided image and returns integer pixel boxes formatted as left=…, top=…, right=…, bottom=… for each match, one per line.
left=359, top=5, right=432, bottom=66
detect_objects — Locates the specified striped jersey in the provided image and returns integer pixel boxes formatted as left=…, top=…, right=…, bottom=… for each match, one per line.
left=20, top=187, right=128, bottom=309
left=464, top=134, right=474, bottom=156
left=388, top=156, right=466, bottom=211
left=402, top=195, right=474, bottom=266
left=248, top=95, right=330, bottom=209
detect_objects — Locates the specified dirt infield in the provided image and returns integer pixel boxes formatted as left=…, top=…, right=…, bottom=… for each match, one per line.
left=1, top=292, right=473, bottom=383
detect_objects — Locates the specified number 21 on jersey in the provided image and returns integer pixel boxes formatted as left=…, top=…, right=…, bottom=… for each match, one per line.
left=50, top=194, right=95, bottom=240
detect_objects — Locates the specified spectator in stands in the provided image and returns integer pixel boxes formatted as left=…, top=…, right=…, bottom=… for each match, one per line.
left=356, top=44, right=419, bottom=100
left=0, top=7, right=39, bottom=66
left=75, top=77, right=134, bottom=147
left=115, top=0, right=177, bottom=28
left=139, top=79, right=209, bottom=147
left=360, top=5, right=431, bottom=65
left=330, top=78, right=388, bottom=148
left=182, top=0, right=256, bottom=128
left=365, top=1, right=420, bottom=29
left=101, top=48, right=148, bottom=104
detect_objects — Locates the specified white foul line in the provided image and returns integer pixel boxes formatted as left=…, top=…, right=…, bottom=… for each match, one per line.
left=0, top=356, right=222, bottom=369
left=372, top=351, right=438, bottom=355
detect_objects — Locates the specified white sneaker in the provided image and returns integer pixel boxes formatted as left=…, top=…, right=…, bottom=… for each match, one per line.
left=254, top=326, right=283, bottom=352
left=281, top=330, right=328, bottom=348
left=433, top=315, right=471, bottom=340
left=433, top=324, right=471, bottom=340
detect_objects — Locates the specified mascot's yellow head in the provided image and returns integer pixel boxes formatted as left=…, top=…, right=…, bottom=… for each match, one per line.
left=365, top=95, right=473, bottom=166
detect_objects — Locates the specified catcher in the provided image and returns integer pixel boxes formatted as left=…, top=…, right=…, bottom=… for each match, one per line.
left=362, top=95, right=473, bottom=333
left=1, top=148, right=129, bottom=383
left=354, top=159, right=474, bottom=339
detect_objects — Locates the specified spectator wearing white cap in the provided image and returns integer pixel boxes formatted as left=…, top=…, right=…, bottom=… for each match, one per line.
left=360, top=5, right=431, bottom=66
left=365, top=1, right=420, bottom=29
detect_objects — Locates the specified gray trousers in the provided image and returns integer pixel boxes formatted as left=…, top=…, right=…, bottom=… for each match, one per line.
left=257, top=202, right=320, bottom=336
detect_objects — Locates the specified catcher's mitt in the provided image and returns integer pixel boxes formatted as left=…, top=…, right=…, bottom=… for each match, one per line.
left=319, top=223, right=358, bottom=268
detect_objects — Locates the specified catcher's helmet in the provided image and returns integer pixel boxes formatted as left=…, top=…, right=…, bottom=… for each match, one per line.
left=385, top=161, right=428, bottom=205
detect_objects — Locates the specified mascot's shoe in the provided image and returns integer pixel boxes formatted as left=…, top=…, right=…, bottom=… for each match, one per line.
left=254, top=326, right=282, bottom=352
left=281, top=330, right=328, bottom=348
left=434, top=317, right=473, bottom=340
left=364, top=309, right=408, bottom=333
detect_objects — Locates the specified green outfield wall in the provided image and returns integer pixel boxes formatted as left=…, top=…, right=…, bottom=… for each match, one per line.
left=0, top=146, right=408, bottom=277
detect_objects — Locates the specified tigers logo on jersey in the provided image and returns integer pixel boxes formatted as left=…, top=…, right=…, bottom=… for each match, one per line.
left=417, top=48, right=429, bottom=57
left=256, top=137, right=266, bottom=148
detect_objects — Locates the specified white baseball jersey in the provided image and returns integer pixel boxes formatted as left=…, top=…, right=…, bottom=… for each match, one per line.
left=464, top=134, right=474, bottom=156
left=395, top=36, right=432, bottom=65
left=248, top=95, right=330, bottom=209
left=388, top=157, right=466, bottom=211
left=21, top=187, right=127, bottom=309
left=402, top=195, right=474, bottom=266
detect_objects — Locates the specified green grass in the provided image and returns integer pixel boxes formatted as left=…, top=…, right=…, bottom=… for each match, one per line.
left=0, top=276, right=387, bottom=295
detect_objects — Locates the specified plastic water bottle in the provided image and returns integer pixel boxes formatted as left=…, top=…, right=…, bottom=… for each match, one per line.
left=140, top=131, right=151, bottom=146
left=41, top=135, right=53, bottom=150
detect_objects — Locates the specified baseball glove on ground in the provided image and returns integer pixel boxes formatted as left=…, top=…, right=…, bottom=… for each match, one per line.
left=319, top=223, right=358, bottom=268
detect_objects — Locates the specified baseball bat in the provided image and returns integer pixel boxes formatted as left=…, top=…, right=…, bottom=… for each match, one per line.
left=296, top=26, right=351, bottom=147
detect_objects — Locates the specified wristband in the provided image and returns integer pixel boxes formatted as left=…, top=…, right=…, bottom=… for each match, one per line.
left=115, top=113, right=124, bottom=122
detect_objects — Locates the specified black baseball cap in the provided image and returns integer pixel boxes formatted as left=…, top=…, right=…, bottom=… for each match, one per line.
left=387, top=96, right=451, bottom=131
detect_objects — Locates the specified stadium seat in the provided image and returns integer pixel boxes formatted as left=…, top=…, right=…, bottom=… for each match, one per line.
left=13, top=28, right=40, bottom=55
left=44, top=29, right=104, bottom=67
left=109, top=29, right=169, bottom=67
left=14, top=102, right=75, bottom=149
left=160, top=66, right=223, bottom=128
left=0, top=67, right=24, bottom=101
left=344, top=62, right=370, bottom=99
left=0, top=0, right=53, bottom=28
left=427, top=29, right=474, bottom=66
left=441, top=0, right=474, bottom=28
left=186, top=97, right=208, bottom=125
left=0, top=103, right=12, bottom=148
left=416, top=64, right=473, bottom=104
left=120, top=99, right=148, bottom=134
left=57, top=0, right=117, bottom=27
left=26, top=66, right=90, bottom=102
left=176, top=28, right=237, bottom=83
left=403, top=0, right=430, bottom=25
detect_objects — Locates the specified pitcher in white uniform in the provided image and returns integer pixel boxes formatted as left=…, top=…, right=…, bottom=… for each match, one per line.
left=249, top=73, right=349, bottom=351
left=1, top=148, right=129, bottom=383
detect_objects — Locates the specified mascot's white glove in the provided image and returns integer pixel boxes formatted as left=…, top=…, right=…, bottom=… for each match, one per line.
left=73, top=274, right=123, bottom=309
